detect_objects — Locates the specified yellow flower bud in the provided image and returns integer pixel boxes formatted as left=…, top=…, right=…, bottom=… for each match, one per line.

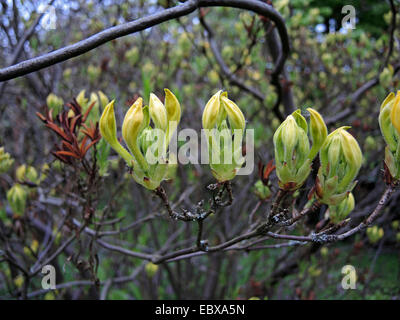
left=149, top=93, right=167, bottom=131
left=164, top=88, right=181, bottom=145
left=164, top=88, right=181, bottom=124
left=390, top=91, right=400, bottom=136
left=202, top=90, right=222, bottom=129
left=76, top=89, right=87, bottom=108
left=122, top=98, right=149, bottom=171
left=100, top=100, right=118, bottom=146
left=307, top=108, right=327, bottom=160
left=340, top=129, right=362, bottom=174
left=145, top=262, right=159, bottom=278
left=379, top=92, right=400, bottom=179
left=46, top=93, right=63, bottom=114
left=99, top=100, right=133, bottom=165
left=220, top=95, right=245, bottom=131
left=380, top=91, right=395, bottom=111
left=98, top=91, right=109, bottom=108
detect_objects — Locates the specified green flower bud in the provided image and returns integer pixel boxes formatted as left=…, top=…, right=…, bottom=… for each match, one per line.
left=254, top=180, right=272, bottom=200
left=100, top=91, right=181, bottom=190
left=379, top=92, right=397, bottom=152
left=327, top=192, right=354, bottom=224
left=366, top=226, right=384, bottom=244
left=0, top=147, right=14, bottom=173
left=273, top=110, right=312, bottom=190
left=390, top=91, right=400, bottom=136
left=320, top=247, right=329, bottom=258
left=379, top=66, right=393, bottom=88
left=316, top=127, right=362, bottom=205
left=7, top=184, right=27, bottom=215
left=145, top=262, right=159, bottom=278
left=378, top=92, right=400, bottom=179
left=202, top=91, right=246, bottom=182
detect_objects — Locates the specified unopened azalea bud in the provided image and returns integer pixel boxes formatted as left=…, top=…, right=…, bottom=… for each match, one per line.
left=379, top=66, right=393, bottom=88
left=16, top=165, right=38, bottom=184
left=379, top=92, right=400, bottom=179
left=100, top=100, right=118, bottom=146
left=0, top=147, right=14, bottom=173
left=254, top=180, right=271, bottom=200
left=76, top=90, right=88, bottom=108
left=202, top=90, right=222, bottom=129
left=221, top=95, right=245, bottom=132
left=46, top=93, right=63, bottom=114
left=328, top=192, right=354, bottom=224
left=317, top=127, right=362, bottom=205
left=99, top=100, right=134, bottom=165
left=149, top=93, right=167, bottom=131
left=7, top=184, right=27, bottom=215
left=364, top=136, right=376, bottom=151
left=98, top=91, right=109, bottom=108
left=100, top=92, right=180, bottom=190
left=164, top=88, right=181, bottom=144
left=390, top=91, right=400, bottom=136
left=307, top=108, right=327, bottom=160
left=145, top=262, right=159, bottom=278
left=273, top=110, right=311, bottom=190
left=202, top=91, right=246, bottom=182
left=164, top=89, right=180, bottom=123
left=138, top=127, right=154, bottom=157
left=320, top=247, right=328, bottom=258
left=122, top=98, right=149, bottom=171
left=379, top=92, right=397, bottom=151
left=279, top=116, right=298, bottom=162
left=339, top=129, right=363, bottom=188
left=122, top=98, right=144, bottom=147
left=366, top=226, right=384, bottom=244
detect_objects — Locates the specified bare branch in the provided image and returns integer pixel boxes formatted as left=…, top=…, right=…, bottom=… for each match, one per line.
left=0, top=0, right=289, bottom=85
